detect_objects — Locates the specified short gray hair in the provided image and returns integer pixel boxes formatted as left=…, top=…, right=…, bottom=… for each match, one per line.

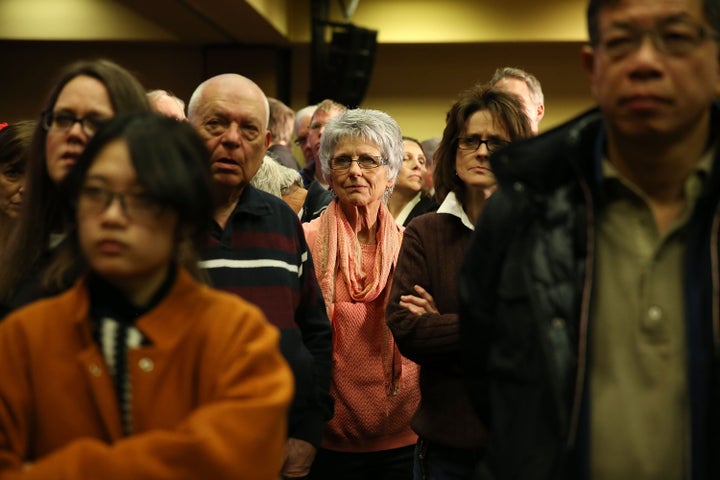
left=187, top=74, right=270, bottom=127
left=318, top=108, right=403, bottom=187
left=147, top=89, right=185, bottom=111
left=251, top=155, right=303, bottom=197
left=490, top=67, right=544, bottom=107
left=294, top=105, right=317, bottom=134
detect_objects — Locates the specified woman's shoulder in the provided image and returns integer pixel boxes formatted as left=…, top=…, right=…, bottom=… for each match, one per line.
left=302, top=215, right=321, bottom=245
left=172, top=270, right=262, bottom=313
left=404, top=210, right=470, bottom=243
left=153, top=271, right=275, bottom=339
left=195, top=288, right=273, bottom=334
left=0, top=280, right=87, bottom=337
left=404, top=210, right=448, bottom=230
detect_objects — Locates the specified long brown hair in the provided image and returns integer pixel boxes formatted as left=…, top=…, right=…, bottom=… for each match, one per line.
left=433, top=83, right=532, bottom=207
left=0, top=59, right=150, bottom=304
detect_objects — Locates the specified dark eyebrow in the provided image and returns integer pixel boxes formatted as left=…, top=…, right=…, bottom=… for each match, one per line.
left=657, top=13, right=703, bottom=27
left=487, top=134, right=507, bottom=141
left=83, top=174, right=110, bottom=184
left=53, top=107, right=107, bottom=117
left=608, top=13, right=697, bottom=30
left=662, top=13, right=695, bottom=23
left=463, top=133, right=504, bottom=140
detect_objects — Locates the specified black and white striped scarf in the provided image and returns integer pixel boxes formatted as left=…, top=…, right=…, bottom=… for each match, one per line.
left=87, top=264, right=176, bottom=435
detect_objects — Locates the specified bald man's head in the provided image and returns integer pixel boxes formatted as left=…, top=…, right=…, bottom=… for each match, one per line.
left=188, top=74, right=269, bottom=125
left=188, top=74, right=272, bottom=196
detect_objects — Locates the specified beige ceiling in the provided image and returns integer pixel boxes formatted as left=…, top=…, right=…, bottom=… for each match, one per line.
left=0, top=0, right=290, bottom=43
left=0, top=0, right=588, bottom=44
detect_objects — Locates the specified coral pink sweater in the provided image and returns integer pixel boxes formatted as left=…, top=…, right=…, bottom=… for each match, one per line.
left=305, top=218, right=419, bottom=453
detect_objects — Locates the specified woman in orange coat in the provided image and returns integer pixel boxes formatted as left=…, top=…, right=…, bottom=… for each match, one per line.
left=0, top=113, right=293, bottom=480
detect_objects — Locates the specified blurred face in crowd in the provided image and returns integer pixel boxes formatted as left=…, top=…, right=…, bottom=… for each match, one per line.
left=295, top=111, right=315, bottom=164
left=395, top=140, right=427, bottom=196
left=582, top=0, right=720, bottom=140
left=494, top=77, right=543, bottom=134
left=0, top=160, right=25, bottom=219
left=190, top=75, right=271, bottom=193
left=45, top=75, right=114, bottom=184
left=77, top=139, right=177, bottom=301
left=307, top=107, right=344, bottom=162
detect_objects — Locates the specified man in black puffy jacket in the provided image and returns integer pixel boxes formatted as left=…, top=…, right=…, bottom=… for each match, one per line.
left=459, top=0, right=720, bottom=479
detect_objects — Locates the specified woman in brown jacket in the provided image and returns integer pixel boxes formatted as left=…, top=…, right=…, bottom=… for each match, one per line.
left=386, top=84, right=532, bottom=479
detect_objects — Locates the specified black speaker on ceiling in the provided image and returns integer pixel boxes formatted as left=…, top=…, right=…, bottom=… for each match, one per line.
left=309, top=20, right=378, bottom=108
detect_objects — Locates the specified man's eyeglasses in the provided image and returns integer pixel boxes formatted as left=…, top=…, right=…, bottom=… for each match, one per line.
left=42, top=111, right=108, bottom=138
left=330, top=154, right=387, bottom=171
left=294, top=136, right=307, bottom=146
left=457, top=136, right=509, bottom=153
left=77, top=185, right=165, bottom=222
left=598, top=19, right=720, bottom=60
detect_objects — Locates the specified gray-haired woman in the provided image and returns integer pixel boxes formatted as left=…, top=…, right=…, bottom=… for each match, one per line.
left=303, top=109, right=419, bottom=480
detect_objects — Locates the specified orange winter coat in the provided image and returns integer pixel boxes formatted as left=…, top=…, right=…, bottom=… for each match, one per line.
left=0, top=268, right=293, bottom=480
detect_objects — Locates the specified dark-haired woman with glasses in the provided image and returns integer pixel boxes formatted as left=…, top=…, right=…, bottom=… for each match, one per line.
left=0, top=112, right=293, bottom=479
left=303, top=109, right=420, bottom=480
left=0, top=59, right=150, bottom=317
left=387, top=84, right=532, bottom=480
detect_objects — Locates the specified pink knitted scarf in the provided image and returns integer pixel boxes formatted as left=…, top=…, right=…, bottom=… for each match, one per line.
left=313, top=199, right=405, bottom=395
left=314, top=200, right=403, bottom=316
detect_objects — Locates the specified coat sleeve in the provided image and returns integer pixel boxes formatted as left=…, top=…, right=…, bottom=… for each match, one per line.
left=289, top=217, right=334, bottom=446
left=386, top=220, right=461, bottom=365
left=458, top=189, right=524, bottom=427
left=0, top=303, right=294, bottom=480
left=0, top=316, right=34, bottom=474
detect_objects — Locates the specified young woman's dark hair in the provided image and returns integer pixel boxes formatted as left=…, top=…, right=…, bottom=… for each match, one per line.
left=0, top=59, right=150, bottom=308
left=48, top=112, right=213, bottom=285
left=433, top=83, right=532, bottom=207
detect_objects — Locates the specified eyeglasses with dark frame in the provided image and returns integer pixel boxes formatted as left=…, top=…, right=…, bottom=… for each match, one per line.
left=457, top=136, right=509, bottom=154
left=330, top=154, right=388, bottom=171
left=598, top=18, right=720, bottom=60
left=77, top=185, right=166, bottom=222
left=42, top=111, right=109, bottom=138
left=293, top=136, right=307, bottom=146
